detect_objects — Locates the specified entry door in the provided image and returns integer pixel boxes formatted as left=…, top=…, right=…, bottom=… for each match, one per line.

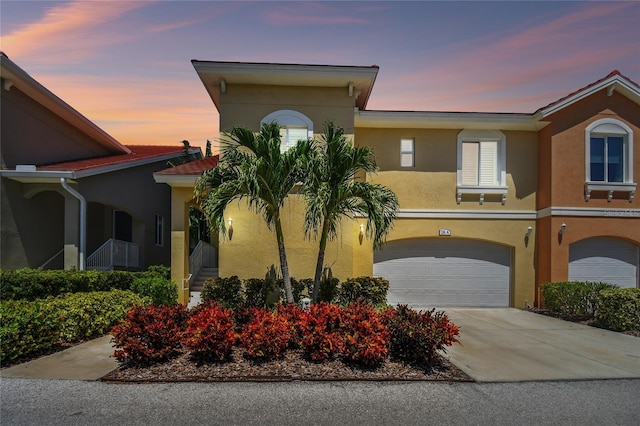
left=113, top=210, right=133, bottom=242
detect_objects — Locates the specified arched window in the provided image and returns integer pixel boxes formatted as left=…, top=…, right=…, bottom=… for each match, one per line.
left=584, top=118, right=635, bottom=201
left=261, top=110, right=313, bottom=153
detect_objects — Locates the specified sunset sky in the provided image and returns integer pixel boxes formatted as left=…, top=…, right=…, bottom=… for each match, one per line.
left=1, top=1, right=639, bottom=151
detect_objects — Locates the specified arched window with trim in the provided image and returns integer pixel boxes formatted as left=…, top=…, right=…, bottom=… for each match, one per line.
left=261, top=110, right=313, bottom=153
left=584, top=118, right=636, bottom=202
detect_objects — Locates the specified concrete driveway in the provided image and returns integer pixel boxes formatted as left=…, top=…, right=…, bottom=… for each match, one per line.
left=441, top=308, right=640, bottom=382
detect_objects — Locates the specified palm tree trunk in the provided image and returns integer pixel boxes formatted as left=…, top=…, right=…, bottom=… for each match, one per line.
left=275, top=217, right=295, bottom=303
left=312, top=219, right=330, bottom=303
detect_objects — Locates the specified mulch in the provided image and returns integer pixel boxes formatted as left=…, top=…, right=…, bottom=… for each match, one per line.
left=101, top=347, right=473, bottom=383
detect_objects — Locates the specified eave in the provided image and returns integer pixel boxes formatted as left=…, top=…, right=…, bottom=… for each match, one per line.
left=192, top=60, right=379, bottom=112
left=356, top=110, right=548, bottom=131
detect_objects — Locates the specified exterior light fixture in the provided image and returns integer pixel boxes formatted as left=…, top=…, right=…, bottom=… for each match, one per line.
left=359, top=224, right=365, bottom=245
left=559, top=223, right=567, bottom=235
left=228, top=218, right=234, bottom=240
left=526, top=226, right=533, bottom=238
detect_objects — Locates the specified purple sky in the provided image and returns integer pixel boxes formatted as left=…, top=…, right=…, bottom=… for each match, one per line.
left=2, top=1, right=639, bottom=149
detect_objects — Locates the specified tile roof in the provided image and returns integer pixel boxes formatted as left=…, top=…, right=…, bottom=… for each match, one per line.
left=155, top=155, right=219, bottom=175
left=536, top=70, right=640, bottom=114
left=38, top=145, right=187, bottom=172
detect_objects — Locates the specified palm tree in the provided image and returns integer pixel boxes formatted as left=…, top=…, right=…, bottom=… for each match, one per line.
left=194, top=122, right=312, bottom=303
left=304, top=122, right=399, bottom=302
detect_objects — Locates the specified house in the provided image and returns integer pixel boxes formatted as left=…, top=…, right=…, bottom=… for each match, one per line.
left=0, top=53, right=202, bottom=272
left=156, top=60, right=639, bottom=307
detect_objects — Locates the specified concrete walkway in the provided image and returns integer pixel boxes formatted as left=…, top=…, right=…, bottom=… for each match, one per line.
left=443, top=308, right=640, bottom=382
left=1, top=308, right=638, bottom=382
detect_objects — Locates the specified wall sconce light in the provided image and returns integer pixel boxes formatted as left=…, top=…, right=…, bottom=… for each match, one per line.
left=228, top=218, right=234, bottom=241
left=359, top=224, right=365, bottom=245
left=526, top=226, right=533, bottom=238
left=559, top=223, right=567, bottom=235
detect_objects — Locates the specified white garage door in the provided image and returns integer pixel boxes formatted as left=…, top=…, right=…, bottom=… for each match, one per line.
left=569, top=237, right=639, bottom=288
left=374, top=239, right=511, bottom=308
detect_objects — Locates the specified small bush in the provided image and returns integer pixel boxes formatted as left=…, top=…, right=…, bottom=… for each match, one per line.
left=244, top=278, right=277, bottom=308
left=299, top=302, right=344, bottom=362
left=131, top=276, right=178, bottom=305
left=338, top=276, right=389, bottom=307
left=595, top=288, right=640, bottom=332
left=111, top=304, right=189, bottom=367
left=49, top=290, right=151, bottom=342
left=0, top=300, right=60, bottom=363
left=341, top=303, right=390, bottom=367
left=276, top=303, right=306, bottom=348
left=383, top=305, right=460, bottom=366
left=239, top=308, right=292, bottom=361
left=542, top=281, right=616, bottom=319
left=201, top=276, right=245, bottom=309
left=181, top=302, right=236, bottom=362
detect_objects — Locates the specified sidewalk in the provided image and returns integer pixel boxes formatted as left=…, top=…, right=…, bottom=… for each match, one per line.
left=0, top=335, right=117, bottom=381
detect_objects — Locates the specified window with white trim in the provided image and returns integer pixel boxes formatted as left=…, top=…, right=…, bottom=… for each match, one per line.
left=456, top=129, right=507, bottom=204
left=155, top=214, right=164, bottom=247
left=584, top=118, right=636, bottom=202
left=261, top=110, right=313, bottom=153
left=400, top=138, right=414, bottom=167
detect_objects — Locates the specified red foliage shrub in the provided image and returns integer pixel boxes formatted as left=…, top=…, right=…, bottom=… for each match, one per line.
left=181, top=302, right=236, bottom=362
left=382, top=305, right=460, bottom=365
left=341, top=303, right=390, bottom=367
left=299, top=302, right=344, bottom=362
left=276, top=303, right=306, bottom=348
left=111, top=304, right=189, bottom=367
left=239, top=308, right=293, bottom=361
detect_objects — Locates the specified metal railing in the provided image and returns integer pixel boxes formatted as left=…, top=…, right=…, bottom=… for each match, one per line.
left=189, top=240, right=216, bottom=279
left=86, top=238, right=140, bottom=271
left=38, top=248, right=65, bottom=270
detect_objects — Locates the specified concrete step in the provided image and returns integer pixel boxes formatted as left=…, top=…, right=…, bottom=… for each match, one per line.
left=190, top=267, right=218, bottom=291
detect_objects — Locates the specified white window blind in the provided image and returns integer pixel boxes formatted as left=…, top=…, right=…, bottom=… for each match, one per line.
left=400, top=138, right=414, bottom=167
left=461, top=140, right=498, bottom=186
left=280, top=127, right=308, bottom=153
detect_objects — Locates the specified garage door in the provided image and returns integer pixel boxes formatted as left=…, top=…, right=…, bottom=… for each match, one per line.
left=373, top=238, right=511, bottom=308
left=569, top=237, right=639, bottom=288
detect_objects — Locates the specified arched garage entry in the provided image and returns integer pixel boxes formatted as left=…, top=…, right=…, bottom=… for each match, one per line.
left=374, top=238, right=512, bottom=307
left=569, top=237, right=639, bottom=288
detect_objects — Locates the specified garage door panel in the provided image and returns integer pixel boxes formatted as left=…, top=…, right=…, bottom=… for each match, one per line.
left=569, top=237, right=639, bottom=289
left=374, top=238, right=511, bottom=308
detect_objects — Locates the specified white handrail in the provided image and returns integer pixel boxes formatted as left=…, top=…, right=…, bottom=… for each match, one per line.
left=182, top=274, right=192, bottom=291
left=38, top=248, right=64, bottom=269
left=86, top=238, right=140, bottom=271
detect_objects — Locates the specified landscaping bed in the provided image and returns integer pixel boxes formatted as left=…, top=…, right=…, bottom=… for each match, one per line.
left=101, top=348, right=472, bottom=383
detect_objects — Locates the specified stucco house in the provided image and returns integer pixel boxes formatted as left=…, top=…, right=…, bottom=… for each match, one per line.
left=0, top=53, right=202, bottom=272
left=157, top=60, right=639, bottom=308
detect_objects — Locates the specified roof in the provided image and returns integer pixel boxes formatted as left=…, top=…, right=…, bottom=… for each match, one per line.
left=535, top=70, right=640, bottom=118
left=0, top=52, right=131, bottom=155
left=192, top=60, right=379, bottom=111
left=155, top=155, right=219, bottom=175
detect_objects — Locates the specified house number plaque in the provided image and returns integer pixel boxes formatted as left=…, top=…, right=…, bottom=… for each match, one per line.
left=439, top=229, right=452, bottom=236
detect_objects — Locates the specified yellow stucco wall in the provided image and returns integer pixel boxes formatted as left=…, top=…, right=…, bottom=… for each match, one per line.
left=218, top=196, right=371, bottom=281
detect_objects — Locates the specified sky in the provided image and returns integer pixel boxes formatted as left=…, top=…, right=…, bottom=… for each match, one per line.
left=1, top=1, right=639, bottom=151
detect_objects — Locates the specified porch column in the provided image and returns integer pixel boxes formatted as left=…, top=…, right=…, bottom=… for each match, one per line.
left=170, top=187, right=192, bottom=304
left=63, top=193, right=80, bottom=270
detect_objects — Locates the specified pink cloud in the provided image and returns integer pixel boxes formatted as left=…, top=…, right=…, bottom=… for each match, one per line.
left=2, top=0, right=154, bottom=62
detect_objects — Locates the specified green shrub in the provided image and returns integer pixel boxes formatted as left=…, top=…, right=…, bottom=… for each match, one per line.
left=300, top=276, right=341, bottom=303
left=48, top=290, right=151, bottom=342
left=244, top=278, right=278, bottom=308
left=337, top=276, right=389, bottom=307
left=131, top=276, right=178, bottom=305
left=595, top=288, right=640, bottom=332
left=542, top=281, right=617, bottom=319
left=201, top=276, right=244, bottom=309
left=0, top=299, right=60, bottom=363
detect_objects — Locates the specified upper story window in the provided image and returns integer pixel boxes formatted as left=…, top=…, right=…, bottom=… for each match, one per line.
left=456, top=129, right=507, bottom=204
left=400, top=138, right=414, bottom=167
left=584, top=118, right=635, bottom=202
left=261, top=110, right=313, bottom=153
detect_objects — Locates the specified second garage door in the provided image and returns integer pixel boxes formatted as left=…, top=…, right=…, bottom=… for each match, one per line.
left=373, top=238, right=512, bottom=308
left=569, top=237, right=639, bottom=288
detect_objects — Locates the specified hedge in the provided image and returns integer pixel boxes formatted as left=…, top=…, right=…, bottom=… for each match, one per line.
left=541, top=281, right=616, bottom=319
left=595, top=288, right=640, bottom=332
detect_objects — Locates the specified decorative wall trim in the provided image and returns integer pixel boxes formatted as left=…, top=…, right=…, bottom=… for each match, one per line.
left=537, top=206, right=640, bottom=218
left=395, top=209, right=537, bottom=220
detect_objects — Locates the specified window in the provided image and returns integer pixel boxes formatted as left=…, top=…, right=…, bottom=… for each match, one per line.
left=400, top=138, right=414, bottom=167
left=585, top=118, right=635, bottom=202
left=155, top=215, right=164, bottom=247
left=261, top=110, right=313, bottom=153
left=457, top=129, right=507, bottom=204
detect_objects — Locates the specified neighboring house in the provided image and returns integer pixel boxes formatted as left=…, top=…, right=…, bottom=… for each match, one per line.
left=157, top=60, right=639, bottom=307
left=0, top=53, right=202, bottom=272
